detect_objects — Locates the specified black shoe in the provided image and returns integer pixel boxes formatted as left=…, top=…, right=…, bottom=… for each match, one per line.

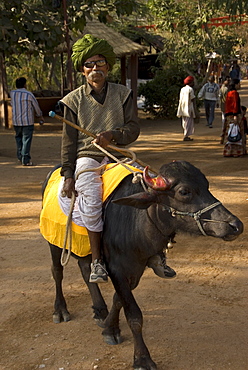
left=89, top=259, right=108, bottom=283
left=147, top=255, right=176, bottom=279
left=183, top=137, right=193, bottom=141
left=22, top=161, right=34, bottom=166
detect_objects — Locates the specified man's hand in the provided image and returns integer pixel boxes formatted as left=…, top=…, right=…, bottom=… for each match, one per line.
left=62, top=177, right=77, bottom=198
left=39, top=116, right=45, bottom=125
left=93, top=131, right=113, bottom=148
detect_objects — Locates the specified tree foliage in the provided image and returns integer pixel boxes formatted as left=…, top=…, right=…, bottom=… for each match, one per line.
left=1, top=0, right=139, bottom=91
left=214, top=0, right=248, bottom=15
left=0, top=0, right=64, bottom=57
left=138, top=64, right=187, bottom=118
left=2, top=0, right=248, bottom=100
left=0, top=0, right=138, bottom=59
left=147, top=0, right=243, bottom=68
left=134, top=0, right=248, bottom=118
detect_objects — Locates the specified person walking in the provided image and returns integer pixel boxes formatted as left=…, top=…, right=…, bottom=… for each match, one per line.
left=10, top=77, right=44, bottom=166
left=198, top=75, right=219, bottom=128
left=219, top=76, right=230, bottom=130
left=177, top=76, right=196, bottom=141
left=229, top=61, right=241, bottom=82
left=221, top=79, right=246, bottom=157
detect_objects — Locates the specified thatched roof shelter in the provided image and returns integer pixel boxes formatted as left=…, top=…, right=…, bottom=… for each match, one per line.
left=56, top=19, right=147, bottom=57
left=58, top=19, right=147, bottom=113
left=83, top=19, right=147, bottom=58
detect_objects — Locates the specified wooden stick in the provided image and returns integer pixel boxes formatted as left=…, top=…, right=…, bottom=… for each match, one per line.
left=49, top=111, right=97, bottom=139
left=49, top=111, right=158, bottom=174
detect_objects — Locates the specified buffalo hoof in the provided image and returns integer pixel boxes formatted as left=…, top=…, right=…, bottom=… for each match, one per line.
left=53, top=309, right=71, bottom=323
left=134, top=366, right=157, bottom=370
left=134, top=357, right=157, bottom=370
left=102, top=333, right=122, bottom=345
left=94, top=317, right=106, bottom=328
left=92, top=307, right=108, bottom=328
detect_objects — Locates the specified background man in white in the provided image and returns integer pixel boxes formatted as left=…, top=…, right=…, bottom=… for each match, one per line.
left=177, top=76, right=196, bottom=141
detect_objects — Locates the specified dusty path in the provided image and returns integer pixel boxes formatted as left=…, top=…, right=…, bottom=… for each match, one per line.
left=0, top=81, right=248, bottom=370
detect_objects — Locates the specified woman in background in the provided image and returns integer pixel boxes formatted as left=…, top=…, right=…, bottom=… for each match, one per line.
left=221, top=79, right=246, bottom=157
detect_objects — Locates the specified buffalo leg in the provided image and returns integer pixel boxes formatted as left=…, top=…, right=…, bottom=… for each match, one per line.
left=105, top=275, right=157, bottom=370
left=102, top=292, right=122, bottom=345
left=49, top=243, right=71, bottom=323
left=77, top=255, right=108, bottom=327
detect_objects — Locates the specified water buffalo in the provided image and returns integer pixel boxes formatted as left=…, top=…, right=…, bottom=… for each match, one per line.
left=42, top=160, right=243, bottom=370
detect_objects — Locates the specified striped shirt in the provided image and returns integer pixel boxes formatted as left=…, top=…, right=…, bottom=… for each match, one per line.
left=10, top=88, right=43, bottom=126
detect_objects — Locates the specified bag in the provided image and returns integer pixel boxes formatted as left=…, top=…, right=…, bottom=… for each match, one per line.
left=227, top=123, right=242, bottom=142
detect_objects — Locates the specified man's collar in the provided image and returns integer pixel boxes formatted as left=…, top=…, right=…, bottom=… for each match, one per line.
left=85, top=81, right=108, bottom=95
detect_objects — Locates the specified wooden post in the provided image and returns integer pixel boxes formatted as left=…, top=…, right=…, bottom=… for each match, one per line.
left=60, top=53, right=65, bottom=97
left=0, top=53, right=8, bottom=128
left=120, top=56, right=126, bottom=86
left=62, top=0, right=73, bottom=91
left=130, top=54, right=138, bottom=116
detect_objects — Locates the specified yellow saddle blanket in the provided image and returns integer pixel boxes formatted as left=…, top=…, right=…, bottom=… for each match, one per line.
left=40, top=164, right=141, bottom=257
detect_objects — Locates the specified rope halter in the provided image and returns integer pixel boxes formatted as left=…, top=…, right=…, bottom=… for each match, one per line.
left=163, top=201, right=222, bottom=236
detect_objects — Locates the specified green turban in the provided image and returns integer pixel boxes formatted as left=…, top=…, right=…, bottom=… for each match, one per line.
left=71, top=34, right=116, bottom=71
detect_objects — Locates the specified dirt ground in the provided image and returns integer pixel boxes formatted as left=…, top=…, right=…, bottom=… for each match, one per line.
left=1, top=81, right=248, bottom=370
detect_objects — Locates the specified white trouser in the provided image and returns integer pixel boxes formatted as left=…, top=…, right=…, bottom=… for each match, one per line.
left=58, top=157, right=146, bottom=230
left=182, top=115, right=194, bottom=137
left=58, top=157, right=108, bottom=232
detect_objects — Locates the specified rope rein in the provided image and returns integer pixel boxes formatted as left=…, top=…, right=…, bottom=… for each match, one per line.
left=60, top=142, right=147, bottom=266
left=61, top=144, right=222, bottom=265
left=93, top=143, right=147, bottom=191
left=162, top=201, right=222, bottom=236
left=61, top=191, right=75, bottom=266
left=48, top=111, right=154, bottom=266
left=61, top=159, right=222, bottom=265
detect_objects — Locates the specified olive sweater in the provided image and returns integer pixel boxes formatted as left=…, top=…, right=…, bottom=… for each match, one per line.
left=60, top=82, right=140, bottom=179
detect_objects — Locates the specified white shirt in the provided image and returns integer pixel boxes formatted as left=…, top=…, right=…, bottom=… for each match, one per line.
left=177, top=85, right=195, bottom=118
left=10, top=88, right=42, bottom=126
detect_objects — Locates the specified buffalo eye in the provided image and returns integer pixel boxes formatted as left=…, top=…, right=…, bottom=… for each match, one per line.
left=177, top=187, right=193, bottom=201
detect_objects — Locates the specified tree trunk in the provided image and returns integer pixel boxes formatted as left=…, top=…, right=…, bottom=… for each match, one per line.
left=0, top=53, right=9, bottom=128
left=130, top=54, right=138, bottom=117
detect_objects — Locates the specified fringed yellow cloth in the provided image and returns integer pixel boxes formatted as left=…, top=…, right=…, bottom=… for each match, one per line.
left=40, top=164, right=141, bottom=257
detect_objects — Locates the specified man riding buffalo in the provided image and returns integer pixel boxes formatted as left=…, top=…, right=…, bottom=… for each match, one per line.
left=58, top=34, right=175, bottom=283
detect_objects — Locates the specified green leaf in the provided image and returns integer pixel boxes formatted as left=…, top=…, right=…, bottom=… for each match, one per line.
left=33, top=23, right=44, bottom=33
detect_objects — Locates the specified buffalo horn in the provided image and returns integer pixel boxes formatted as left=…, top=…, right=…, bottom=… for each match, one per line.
left=143, top=166, right=171, bottom=190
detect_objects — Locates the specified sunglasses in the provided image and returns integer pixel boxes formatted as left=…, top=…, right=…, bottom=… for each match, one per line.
left=84, top=60, right=107, bottom=68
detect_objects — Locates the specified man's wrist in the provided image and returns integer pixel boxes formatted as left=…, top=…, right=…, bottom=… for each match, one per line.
left=61, top=168, right=74, bottom=179
left=65, top=175, right=74, bottom=180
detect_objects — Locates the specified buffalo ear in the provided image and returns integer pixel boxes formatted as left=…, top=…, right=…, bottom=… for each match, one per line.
left=112, top=192, right=157, bottom=209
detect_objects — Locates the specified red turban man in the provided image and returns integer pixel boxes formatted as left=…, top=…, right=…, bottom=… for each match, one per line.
left=184, top=76, right=194, bottom=85
left=177, top=76, right=196, bottom=141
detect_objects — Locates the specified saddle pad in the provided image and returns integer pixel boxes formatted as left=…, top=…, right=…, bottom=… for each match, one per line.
left=40, top=163, right=142, bottom=257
